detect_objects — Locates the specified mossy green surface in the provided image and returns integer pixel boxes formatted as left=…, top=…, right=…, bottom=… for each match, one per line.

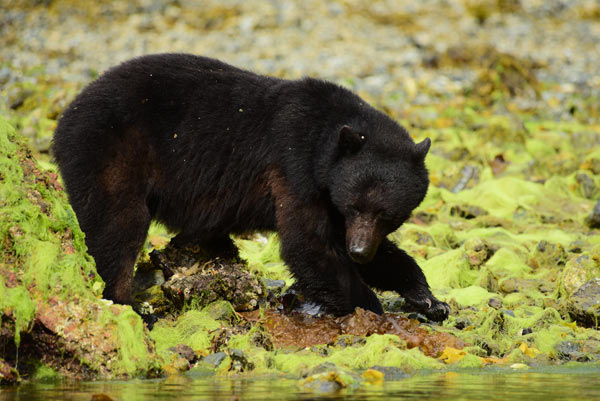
left=0, top=116, right=160, bottom=379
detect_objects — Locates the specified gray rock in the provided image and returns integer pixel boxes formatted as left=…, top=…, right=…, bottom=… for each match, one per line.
left=132, top=267, right=165, bottom=293
left=554, top=341, right=589, bottom=362
left=306, top=362, right=337, bottom=376
left=202, top=352, right=227, bottom=368
left=566, top=278, right=600, bottom=328
left=228, top=348, right=254, bottom=372
left=263, top=279, right=286, bottom=289
left=488, top=298, right=503, bottom=309
left=333, top=335, right=366, bottom=348
left=168, top=343, right=198, bottom=364
left=502, top=309, right=516, bottom=318
left=585, top=199, right=600, bottom=229
left=379, top=295, right=406, bottom=313
left=161, top=260, right=265, bottom=312
left=369, top=366, right=409, bottom=381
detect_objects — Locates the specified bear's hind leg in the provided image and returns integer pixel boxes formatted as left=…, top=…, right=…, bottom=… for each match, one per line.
left=82, top=201, right=151, bottom=304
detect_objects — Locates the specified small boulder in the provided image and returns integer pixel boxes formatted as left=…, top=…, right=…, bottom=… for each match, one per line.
left=566, top=278, right=600, bottom=328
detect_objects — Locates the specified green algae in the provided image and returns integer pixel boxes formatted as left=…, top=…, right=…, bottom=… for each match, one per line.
left=0, top=116, right=159, bottom=379
left=235, top=234, right=291, bottom=283
left=328, top=334, right=443, bottom=371
left=30, top=364, right=62, bottom=383
left=150, top=308, right=223, bottom=359
left=0, top=277, right=36, bottom=347
left=445, top=286, right=497, bottom=307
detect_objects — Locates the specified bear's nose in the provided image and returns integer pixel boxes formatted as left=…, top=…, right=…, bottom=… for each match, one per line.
left=349, top=245, right=370, bottom=264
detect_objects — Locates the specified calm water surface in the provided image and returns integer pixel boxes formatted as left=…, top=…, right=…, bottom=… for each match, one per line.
left=1, top=367, right=599, bottom=401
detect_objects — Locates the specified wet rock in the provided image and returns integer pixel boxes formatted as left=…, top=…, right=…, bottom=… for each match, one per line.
left=451, top=165, right=479, bottom=193
left=499, top=278, right=541, bottom=294
left=575, top=173, right=597, bottom=199
left=7, top=86, right=33, bottom=110
left=201, top=352, right=227, bottom=369
left=203, top=300, right=237, bottom=322
left=454, top=316, right=472, bottom=330
left=585, top=199, right=600, bottom=229
left=332, top=334, right=366, bottom=348
left=463, top=238, right=494, bottom=267
left=168, top=344, right=198, bottom=365
left=568, top=240, right=586, bottom=254
left=529, top=240, right=567, bottom=270
left=132, top=264, right=165, bottom=293
left=132, top=285, right=171, bottom=317
left=404, top=230, right=436, bottom=246
left=0, top=358, right=19, bottom=384
left=554, top=341, right=589, bottom=362
left=379, top=295, right=406, bottom=313
left=520, top=327, right=533, bottom=335
left=560, top=254, right=598, bottom=297
left=566, top=278, right=600, bottom=328
left=263, top=278, right=286, bottom=291
left=228, top=349, right=254, bottom=372
left=306, top=362, right=338, bottom=376
left=409, top=211, right=436, bottom=225
left=502, top=309, right=516, bottom=318
left=300, top=371, right=346, bottom=393
left=488, top=298, right=503, bottom=309
left=369, top=365, right=409, bottom=381
left=161, top=257, right=265, bottom=312
left=472, top=50, right=541, bottom=102
left=450, top=204, right=489, bottom=219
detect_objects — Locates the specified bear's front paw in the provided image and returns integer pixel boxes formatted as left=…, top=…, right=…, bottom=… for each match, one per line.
left=404, top=294, right=451, bottom=322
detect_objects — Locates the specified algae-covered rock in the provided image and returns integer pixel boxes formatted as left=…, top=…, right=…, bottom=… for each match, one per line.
left=0, top=117, right=160, bottom=380
left=144, top=245, right=266, bottom=312
left=559, top=254, right=599, bottom=297
left=586, top=199, right=600, bottom=228
left=0, top=358, right=18, bottom=384
left=565, top=278, right=600, bottom=328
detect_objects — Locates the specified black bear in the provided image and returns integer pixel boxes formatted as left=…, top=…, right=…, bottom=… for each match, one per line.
left=53, top=53, right=450, bottom=321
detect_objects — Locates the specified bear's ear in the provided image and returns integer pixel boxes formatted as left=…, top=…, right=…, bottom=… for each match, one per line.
left=339, top=125, right=365, bottom=155
left=414, top=137, right=431, bottom=160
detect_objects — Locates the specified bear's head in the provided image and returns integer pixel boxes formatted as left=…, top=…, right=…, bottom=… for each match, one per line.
left=328, top=124, right=431, bottom=264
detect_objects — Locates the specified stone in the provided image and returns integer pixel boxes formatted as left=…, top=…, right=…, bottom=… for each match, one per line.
left=586, top=199, right=600, bottom=229
left=202, top=352, right=227, bottom=369
left=566, top=278, right=600, bottom=328
left=369, top=365, right=409, bottom=381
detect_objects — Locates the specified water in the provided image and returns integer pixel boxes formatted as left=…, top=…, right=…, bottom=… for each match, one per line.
left=1, top=367, right=599, bottom=401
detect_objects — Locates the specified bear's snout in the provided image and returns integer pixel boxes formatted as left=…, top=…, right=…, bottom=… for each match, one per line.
left=346, top=217, right=381, bottom=264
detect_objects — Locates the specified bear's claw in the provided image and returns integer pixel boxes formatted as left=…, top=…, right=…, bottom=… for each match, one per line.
left=404, top=296, right=451, bottom=322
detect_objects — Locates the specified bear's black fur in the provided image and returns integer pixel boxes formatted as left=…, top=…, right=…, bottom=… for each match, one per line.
left=53, top=53, right=450, bottom=321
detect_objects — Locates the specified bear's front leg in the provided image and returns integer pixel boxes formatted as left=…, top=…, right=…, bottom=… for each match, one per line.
left=358, top=238, right=450, bottom=321
left=278, top=230, right=383, bottom=316
left=269, top=168, right=382, bottom=316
